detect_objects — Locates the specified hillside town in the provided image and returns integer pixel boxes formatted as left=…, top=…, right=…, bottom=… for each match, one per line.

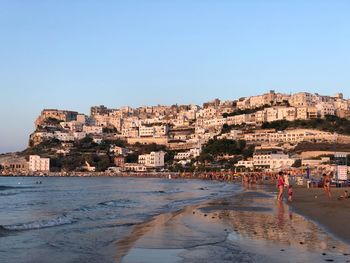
left=1, top=90, right=350, bottom=176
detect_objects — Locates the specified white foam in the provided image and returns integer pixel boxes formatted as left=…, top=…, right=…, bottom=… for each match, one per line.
left=2, top=215, right=76, bottom=231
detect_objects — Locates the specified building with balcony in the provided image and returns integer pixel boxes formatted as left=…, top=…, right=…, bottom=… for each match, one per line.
left=29, top=155, right=50, bottom=172
left=138, top=151, right=165, bottom=168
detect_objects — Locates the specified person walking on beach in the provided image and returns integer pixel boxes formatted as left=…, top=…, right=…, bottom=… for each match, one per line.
left=323, top=173, right=332, bottom=199
left=277, top=171, right=285, bottom=201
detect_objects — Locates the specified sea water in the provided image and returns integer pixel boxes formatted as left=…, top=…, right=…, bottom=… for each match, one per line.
left=0, top=176, right=237, bottom=263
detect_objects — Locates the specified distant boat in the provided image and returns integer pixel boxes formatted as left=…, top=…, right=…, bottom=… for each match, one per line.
left=168, top=174, right=172, bottom=180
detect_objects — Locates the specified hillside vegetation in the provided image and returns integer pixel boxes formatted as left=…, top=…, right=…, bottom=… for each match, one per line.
left=261, top=115, right=350, bottom=135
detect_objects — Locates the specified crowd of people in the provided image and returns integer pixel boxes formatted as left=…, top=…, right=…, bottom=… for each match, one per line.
left=239, top=170, right=349, bottom=203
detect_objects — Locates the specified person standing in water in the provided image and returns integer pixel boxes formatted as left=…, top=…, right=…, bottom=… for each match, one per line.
left=277, top=171, right=285, bottom=201
left=323, top=173, right=332, bottom=199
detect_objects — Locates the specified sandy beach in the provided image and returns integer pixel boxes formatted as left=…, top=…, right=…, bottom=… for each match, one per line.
left=118, top=185, right=350, bottom=263
left=289, top=187, right=350, bottom=244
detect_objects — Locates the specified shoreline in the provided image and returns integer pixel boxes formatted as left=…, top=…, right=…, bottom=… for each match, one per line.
left=2, top=175, right=350, bottom=262
left=289, top=187, right=350, bottom=245
left=0, top=172, right=242, bottom=184
left=3, top=173, right=350, bottom=246
left=118, top=184, right=350, bottom=263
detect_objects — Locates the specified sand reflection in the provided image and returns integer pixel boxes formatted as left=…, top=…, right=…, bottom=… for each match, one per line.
left=117, top=189, right=350, bottom=262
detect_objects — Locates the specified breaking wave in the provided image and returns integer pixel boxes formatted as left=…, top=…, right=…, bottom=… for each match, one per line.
left=1, top=215, right=76, bottom=231
left=98, top=199, right=134, bottom=207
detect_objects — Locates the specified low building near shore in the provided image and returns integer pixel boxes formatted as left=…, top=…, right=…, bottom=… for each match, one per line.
left=123, top=163, right=147, bottom=172
left=235, top=146, right=296, bottom=171
left=29, top=155, right=50, bottom=172
left=235, top=160, right=254, bottom=170
left=174, top=148, right=201, bottom=160
left=302, top=157, right=331, bottom=167
left=138, top=151, right=165, bottom=168
left=0, top=156, right=29, bottom=173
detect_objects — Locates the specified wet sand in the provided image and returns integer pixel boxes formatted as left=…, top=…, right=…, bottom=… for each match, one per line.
left=289, top=187, right=350, bottom=244
left=118, top=186, right=350, bottom=263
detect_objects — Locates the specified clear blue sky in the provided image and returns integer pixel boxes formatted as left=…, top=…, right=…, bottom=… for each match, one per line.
left=1, top=0, right=350, bottom=153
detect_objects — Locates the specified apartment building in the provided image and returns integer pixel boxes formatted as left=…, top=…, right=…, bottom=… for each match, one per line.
left=54, top=131, right=74, bottom=142
left=83, top=125, right=103, bottom=135
left=226, top=114, right=249, bottom=125
left=60, top=121, right=83, bottom=132
left=253, top=147, right=294, bottom=170
left=253, top=110, right=267, bottom=124
left=316, top=102, right=336, bottom=118
left=139, top=125, right=168, bottom=137
left=0, top=156, right=28, bottom=172
left=277, top=107, right=296, bottom=121
left=203, top=117, right=227, bottom=128
left=218, top=130, right=244, bottom=140
left=197, top=107, right=218, bottom=119
left=29, top=155, right=50, bottom=172
left=244, top=129, right=336, bottom=144
left=122, top=163, right=147, bottom=172
left=138, top=151, right=165, bottom=168
left=122, top=128, right=139, bottom=138
left=174, top=148, right=201, bottom=160
left=235, top=160, right=254, bottom=170
left=289, top=92, right=315, bottom=107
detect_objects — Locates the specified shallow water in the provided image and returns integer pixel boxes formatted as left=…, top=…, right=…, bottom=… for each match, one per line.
left=0, top=176, right=237, bottom=263
left=118, top=187, right=350, bottom=263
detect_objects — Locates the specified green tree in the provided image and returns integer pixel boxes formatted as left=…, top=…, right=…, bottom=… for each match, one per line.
left=292, top=159, right=302, bottom=168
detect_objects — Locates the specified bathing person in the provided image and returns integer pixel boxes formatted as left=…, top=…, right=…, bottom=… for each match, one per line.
left=277, top=171, right=285, bottom=201
left=323, top=173, right=332, bottom=199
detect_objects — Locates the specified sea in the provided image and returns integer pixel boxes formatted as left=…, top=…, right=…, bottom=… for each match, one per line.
left=0, top=176, right=238, bottom=263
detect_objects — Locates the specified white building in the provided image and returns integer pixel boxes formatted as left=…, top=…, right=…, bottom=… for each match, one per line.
left=252, top=147, right=295, bottom=170
left=139, top=126, right=155, bottom=137
left=174, top=148, right=201, bottom=160
left=73, top=132, right=87, bottom=140
left=122, top=128, right=139, bottom=138
left=289, top=92, right=315, bottom=107
left=60, top=121, right=83, bottom=132
left=83, top=125, right=103, bottom=135
left=244, top=129, right=336, bottom=144
left=29, top=155, right=50, bottom=172
left=276, top=107, right=296, bottom=121
left=218, top=130, right=243, bottom=140
left=54, top=131, right=74, bottom=142
left=226, top=114, right=249, bottom=126
left=138, top=151, right=165, bottom=168
left=123, top=163, right=147, bottom=172
left=92, top=137, right=103, bottom=144
left=235, top=160, right=254, bottom=169
left=316, top=102, right=336, bottom=118
left=203, top=117, right=227, bottom=128
left=139, top=125, right=168, bottom=137
left=110, top=146, right=129, bottom=156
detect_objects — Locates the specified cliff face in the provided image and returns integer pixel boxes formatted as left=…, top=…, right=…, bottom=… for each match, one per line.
left=29, top=132, right=43, bottom=147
